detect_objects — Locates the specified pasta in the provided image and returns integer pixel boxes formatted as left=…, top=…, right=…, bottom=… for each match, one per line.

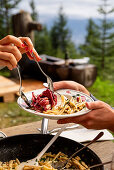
left=0, top=159, right=20, bottom=170
left=0, top=152, right=90, bottom=170
left=43, top=95, right=86, bottom=115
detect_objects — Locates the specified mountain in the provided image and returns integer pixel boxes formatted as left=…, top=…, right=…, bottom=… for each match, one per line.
left=39, top=16, right=88, bottom=46
left=39, top=16, right=113, bottom=46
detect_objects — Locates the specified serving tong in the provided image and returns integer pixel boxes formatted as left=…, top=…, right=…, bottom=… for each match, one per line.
left=17, top=65, right=31, bottom=108
left=17, top=41, right=55, bottom=134
left=17, top=41, right=54, bottom=107
left=24, top=41, right=54, bottom=92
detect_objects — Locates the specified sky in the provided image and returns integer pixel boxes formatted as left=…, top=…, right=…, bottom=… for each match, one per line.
left=17, top=0, right=114, bottom=22
left=14, top=0, right=114, bottom=45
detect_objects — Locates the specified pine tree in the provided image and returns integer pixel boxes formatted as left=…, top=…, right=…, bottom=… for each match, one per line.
left=98, top=0, right=114, bottom=68
left=79, top=19, right=101, bottom=58
left=50, top=7, right=72, bottom=53
left=80, top=0, right=114, bottom=70
left=30, top=0, right=38, bottom=21
left=0, top=0, right=21, bottom=37
left=35, top=26, right=53, bottom=55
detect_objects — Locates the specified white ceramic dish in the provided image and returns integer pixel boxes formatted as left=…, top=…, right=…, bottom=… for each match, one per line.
left=17, top=89, right=94, bottom=120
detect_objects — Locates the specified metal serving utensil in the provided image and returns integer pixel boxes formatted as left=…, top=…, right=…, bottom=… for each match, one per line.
left=52, top=132, right=104, bottom=169
left=24, top=41, right=54, bottom=92
left=17, top=65, right=31, bottom=108
left=17, top=124, right=68, bottom=170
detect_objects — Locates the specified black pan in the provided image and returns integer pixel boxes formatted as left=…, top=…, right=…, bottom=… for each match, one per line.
left=0, top=134, right=103, bottom=170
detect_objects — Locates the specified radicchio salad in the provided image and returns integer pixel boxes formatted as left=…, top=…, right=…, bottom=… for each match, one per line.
left=31, top=89, right=57, bottom=112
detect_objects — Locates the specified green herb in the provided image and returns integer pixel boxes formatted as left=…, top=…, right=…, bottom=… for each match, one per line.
left=40, top=157, right=46, bottom=162
left=76, top=94, right=80, bottom=96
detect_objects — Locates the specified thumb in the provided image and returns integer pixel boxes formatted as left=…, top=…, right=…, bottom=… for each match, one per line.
left=86, top=101, right=104, bottom=110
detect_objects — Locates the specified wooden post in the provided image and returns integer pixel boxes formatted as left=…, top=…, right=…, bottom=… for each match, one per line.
left=12, top=11, right=42, bottom=44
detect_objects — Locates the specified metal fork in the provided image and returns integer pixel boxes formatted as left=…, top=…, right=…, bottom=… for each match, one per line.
left=24, top=41, right=54, bottom=92
left=17, top=65, right=31, bottom=108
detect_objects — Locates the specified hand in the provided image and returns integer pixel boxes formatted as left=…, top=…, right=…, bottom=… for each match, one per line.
left=0, top=35, right=41, bottom=70
left=57, top=101, right=114, bottom=132
left=54, top=81, right=90, bottom=96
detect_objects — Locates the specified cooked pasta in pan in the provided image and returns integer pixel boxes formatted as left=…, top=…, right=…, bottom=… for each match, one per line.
left=0, top=152, right=89, bottom=170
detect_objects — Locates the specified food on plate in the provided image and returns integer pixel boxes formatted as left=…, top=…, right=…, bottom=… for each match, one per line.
left=31, top=89, right=57, bottom=112
left=0, top=152, right=89, bottom=170
left=30, top=88, right=86, bottom=115
left=43, top=95, right=86, bottom=115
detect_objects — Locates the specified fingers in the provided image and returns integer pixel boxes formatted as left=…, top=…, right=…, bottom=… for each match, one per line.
left=86, top=101, right=106, bottom=110
left=54, top=81, right=73, bottom=91
left=54, top=81, right=90, bottom=96
left=0, top=58, right=13, bottom=70
left=19, top=37, right=41, bottom=62
left=0, top=35, right=24, bottom=48
left=0, top=51, right=17, bottom=69
left=0, top=45, right=22, bottom=62
left=19, top=37, right=33, bottom=51
left=26, top=49, right=42, bottom=61
left=32, top=48, right=42, bottom=61
left=57, top=117, right=78, bottom=124
left=57, top=114, right=88, bottom=124
left=0, top=60, right=13, bottom=70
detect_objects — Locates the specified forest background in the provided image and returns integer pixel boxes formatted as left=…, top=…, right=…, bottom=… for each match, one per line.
left=0, top=0, right=114, bottom=129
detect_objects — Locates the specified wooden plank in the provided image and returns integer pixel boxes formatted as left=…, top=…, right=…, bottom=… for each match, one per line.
left=0, top=85, right=20, bottom=96
left=0, top=76, right=20, bottom=102
left=0, top=76, right=16, bottom=88
left=3, top=93, right=15, bottom=102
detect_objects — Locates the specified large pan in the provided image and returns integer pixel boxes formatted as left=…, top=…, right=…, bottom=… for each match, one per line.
left=0, top=134, right=103, bottom=169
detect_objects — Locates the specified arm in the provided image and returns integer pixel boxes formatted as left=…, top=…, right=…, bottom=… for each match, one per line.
left=54, top=81, right=114, bottom=132
left=57, top=101, right=114, bottom=132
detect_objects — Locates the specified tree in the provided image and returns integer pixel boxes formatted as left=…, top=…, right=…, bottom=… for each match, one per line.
left=30, top=0, right=38, bottom=21
left=35, top=26, right=53, bottom=55
left=0, top=0, right=21, bottom=37
left=50, top=7, right=76, bottom=56
left=79, top=19, right=101, bottom=58
left=80, top=0, right=114, bottom=70
left=98, top=0, right=114, bottom=68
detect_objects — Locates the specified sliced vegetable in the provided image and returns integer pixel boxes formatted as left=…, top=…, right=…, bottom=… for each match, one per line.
left=31, top=89, right=57, bottom=112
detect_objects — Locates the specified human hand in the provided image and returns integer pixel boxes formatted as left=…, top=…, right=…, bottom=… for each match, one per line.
left=0, top=35, right=41, bottom=70
left=54, top=81, right=90, bottom=96
left=57, top=101, right=114, bottom=132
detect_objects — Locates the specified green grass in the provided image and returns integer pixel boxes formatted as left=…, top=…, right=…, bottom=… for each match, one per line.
left=0, top=102, right=42, bottom=128
left=0, top=68, right=11, bottom=77
left=88, top=77, right=114, bottom=106
left=88, top=77, right=114, bottom=137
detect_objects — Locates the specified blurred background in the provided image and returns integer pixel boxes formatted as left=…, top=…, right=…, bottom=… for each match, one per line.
left=0, top=0, right=114, bottom=128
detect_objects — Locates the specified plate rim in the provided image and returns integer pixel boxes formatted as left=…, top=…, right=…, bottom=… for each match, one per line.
left=17, top=88, right=94, bottom=119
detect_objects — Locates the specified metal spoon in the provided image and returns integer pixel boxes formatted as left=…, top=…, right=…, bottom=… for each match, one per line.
left=52, top=132, right=104, bottom=169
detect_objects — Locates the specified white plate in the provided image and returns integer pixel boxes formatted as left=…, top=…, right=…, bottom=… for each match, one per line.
left=17, top=89, right=94, bottom=120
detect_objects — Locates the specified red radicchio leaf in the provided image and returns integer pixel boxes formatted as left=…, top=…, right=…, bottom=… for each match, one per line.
left=31, top=89, right=57, bottom=112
